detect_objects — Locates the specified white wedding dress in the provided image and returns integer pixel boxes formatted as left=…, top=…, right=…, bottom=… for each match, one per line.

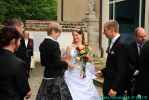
left=64, top=48, right=101, bottom=100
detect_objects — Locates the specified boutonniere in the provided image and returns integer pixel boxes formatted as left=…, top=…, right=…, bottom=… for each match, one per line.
left=110, top=50, right=115, bottom=55
left=115, top=43, right=122, bottom=48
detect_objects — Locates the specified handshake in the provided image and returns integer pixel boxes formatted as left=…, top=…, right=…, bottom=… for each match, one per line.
left=24, top=90, right=32, bottom=99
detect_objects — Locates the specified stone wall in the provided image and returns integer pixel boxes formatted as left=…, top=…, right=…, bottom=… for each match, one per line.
left=25, top=20, right=87, bottom=32
left=25, top=20, right=88, bottom=62
left=57, top=0, right=99, bottom=22
left=25, top=20, right=50, bottom=31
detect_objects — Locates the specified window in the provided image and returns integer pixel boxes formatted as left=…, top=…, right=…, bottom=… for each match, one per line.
left=109, top=0, right=145, bottom=43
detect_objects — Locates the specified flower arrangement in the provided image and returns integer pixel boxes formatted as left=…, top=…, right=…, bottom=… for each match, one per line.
left=76, top=44, right=96, bottom=78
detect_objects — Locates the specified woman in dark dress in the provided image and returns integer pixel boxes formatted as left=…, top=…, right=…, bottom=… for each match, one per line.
left=36, top=22, right=72, bottom=100
left=0, top=27, right=31, bottom=100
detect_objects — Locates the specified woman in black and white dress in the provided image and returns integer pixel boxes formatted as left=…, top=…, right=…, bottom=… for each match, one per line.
left=36, top=22, right=72, bottom=100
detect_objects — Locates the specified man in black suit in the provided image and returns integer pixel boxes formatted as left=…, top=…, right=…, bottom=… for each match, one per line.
left=16, top=31, right=34, bottom=78
left=127, top=27, right=147, bottom=96
left=0, top=27, right=31, bottom=100
left=135, top=37, right=149, bottom=98
left=3, top=18, right=34, bottom=78
left=101, top=20, right=128, bottom=99
left=3, top=18, right=24, bottom=35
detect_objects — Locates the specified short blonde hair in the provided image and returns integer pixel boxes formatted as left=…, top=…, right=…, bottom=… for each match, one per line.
left=47, top=21, right=62, bottom=35
left=104, top=20, right=119, bottom=32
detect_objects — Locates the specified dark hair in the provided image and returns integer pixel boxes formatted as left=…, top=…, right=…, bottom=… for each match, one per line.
left=72, top=28, right=85, bottom=44
left=0, top=27, right=22, bottom=48
left=3, top=18, right=23, bottom=27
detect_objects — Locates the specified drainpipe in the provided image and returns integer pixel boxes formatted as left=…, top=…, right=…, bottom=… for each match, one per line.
left=99, top=0, right=104, bottom=58
left=139, top=0, right=142, bottom=27
left=61, top=0, right=64, bottom=21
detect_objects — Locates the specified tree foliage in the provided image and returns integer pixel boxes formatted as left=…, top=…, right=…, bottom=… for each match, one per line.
left=0, top=0, right=57, bottom=22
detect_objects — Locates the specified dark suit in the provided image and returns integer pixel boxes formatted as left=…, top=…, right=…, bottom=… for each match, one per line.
left=15, top=38, right=33, bottom=77
left=0, top=49, right=30, bottom=100
left=39, top=38, right=67, bottom=78
left=127, top=42, right=142, bottom=95
left=135, top=41, right=149, bottom=97
left=102, top=37, right=129, bottom=98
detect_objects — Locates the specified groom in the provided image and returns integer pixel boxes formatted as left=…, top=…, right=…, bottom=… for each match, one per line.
left=101, top=20, right=129, bottom=99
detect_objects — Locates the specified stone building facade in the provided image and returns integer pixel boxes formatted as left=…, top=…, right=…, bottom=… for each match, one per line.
left=57, top=0, right=149, bottom=57
left=57, top=0, right=99, bottom=22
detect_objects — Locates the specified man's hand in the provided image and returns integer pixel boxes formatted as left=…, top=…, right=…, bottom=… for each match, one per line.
left=25, top=90, right=32, bottom=99
left=108, top=89, right=117, bottom=96
left=95, top=70, right=103, bottom=77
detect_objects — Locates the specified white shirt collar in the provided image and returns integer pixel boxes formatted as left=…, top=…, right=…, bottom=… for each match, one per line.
left=25, top=39, right=28, bottom=47
left=110, top=34, right=120, bottom=49
left=136, top=42, right=144, bottom=47
left=45, top=36, right=57, bottom=42
left=111, top=34, right=120, bottom=44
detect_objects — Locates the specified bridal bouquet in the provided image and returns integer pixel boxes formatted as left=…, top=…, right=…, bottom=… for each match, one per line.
left=76, top=44, right=96, bottom=78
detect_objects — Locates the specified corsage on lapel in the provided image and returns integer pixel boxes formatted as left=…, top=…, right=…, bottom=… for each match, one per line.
left=110, top=50, right=115, bottom=55
left=109, top=43, right=121, bottom=54
left=28, top=40, right=33, bottom=47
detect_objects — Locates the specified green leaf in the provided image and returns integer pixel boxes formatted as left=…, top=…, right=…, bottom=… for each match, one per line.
left=0, top=0, right=57, bottom=23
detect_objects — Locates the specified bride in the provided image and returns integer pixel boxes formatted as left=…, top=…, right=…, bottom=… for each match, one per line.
left=63, top=29, right=101, bottom=100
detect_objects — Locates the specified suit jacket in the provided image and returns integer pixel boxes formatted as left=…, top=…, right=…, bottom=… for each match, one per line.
left=136, top=41, right=149, bottom=96
left=15, top=38, right=33, bottom=66
left=125, top=41, right=143, bottom=95
left=127, top=42, right=141, bottom=76
left=102, top=37, right=129, bottom=95
left=39, top=38, right=67, bottom=78
left=0, top=49, right=30, bottom=100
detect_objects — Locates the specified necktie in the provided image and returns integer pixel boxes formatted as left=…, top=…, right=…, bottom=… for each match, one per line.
left=138, top=44, right=143, bottom=55
left=106, top=39, right=111, bottom=53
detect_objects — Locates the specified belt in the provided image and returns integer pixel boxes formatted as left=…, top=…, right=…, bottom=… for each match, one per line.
left=43, top=77, right=55, bottom=80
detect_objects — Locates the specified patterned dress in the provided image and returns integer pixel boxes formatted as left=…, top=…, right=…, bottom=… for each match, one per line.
left=36, top=76, right=72, bottom=100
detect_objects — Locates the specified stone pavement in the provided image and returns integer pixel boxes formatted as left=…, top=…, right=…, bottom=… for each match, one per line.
left=27, top=63, right=103, bottom=100
left=28, top=63, right=44, bottom=100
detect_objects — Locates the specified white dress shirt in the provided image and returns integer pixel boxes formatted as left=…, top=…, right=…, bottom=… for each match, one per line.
left=45, top=36, right=57, bottom=42
left=109, top=34, right=120, bottom=50
left=25, top=39, right=29, bottom=47
left=137, top=43, right=143, bottom=55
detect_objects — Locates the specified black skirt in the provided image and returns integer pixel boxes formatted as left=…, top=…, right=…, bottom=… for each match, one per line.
left=36, top=76, right=72, bottom=100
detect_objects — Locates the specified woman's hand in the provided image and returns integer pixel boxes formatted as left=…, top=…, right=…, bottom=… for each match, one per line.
left=63, top=55, right=71, bottom=63
left=63, top=55, right=75, bottom=68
